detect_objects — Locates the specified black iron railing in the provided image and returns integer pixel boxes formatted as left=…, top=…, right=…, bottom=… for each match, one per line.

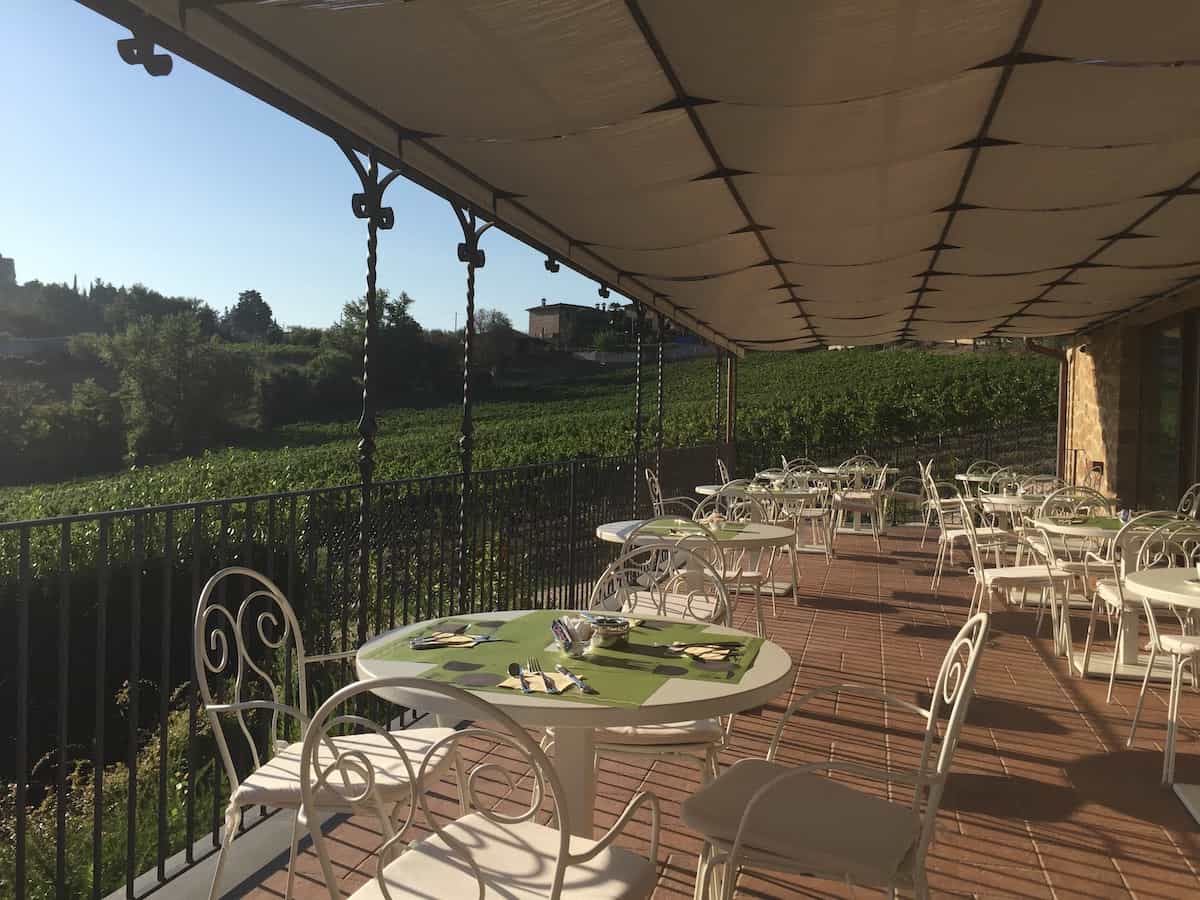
left=739, top=419, right=1056, bottom=481
left=0, top=443, right=719, bottom=900
left=0, top=426, right=1055, bottom=899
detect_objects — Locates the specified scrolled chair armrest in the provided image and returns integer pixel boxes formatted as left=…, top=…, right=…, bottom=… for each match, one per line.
left=304, top=649, right=359, bottom=665
left=1082, top=548, right=1114, bottom=583
left=660, top=497, right=699, bottom=515
left=767, top=683, right=929, bottom=759
left=568, top=790, right=661, bottom=865
left=207, top=698, right=308, bottom=728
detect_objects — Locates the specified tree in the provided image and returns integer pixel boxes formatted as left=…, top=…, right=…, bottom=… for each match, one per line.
left=99, top=314, right=254, bottom=460
left=475, top=308, right=512, bottom=333
left=220, top=289, right=281, bottom=343
left=473, top=307, right=519, bottom=373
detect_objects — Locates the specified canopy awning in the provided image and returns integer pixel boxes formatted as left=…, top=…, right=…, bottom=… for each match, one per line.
left=83, top=0, right=1200, bottom=353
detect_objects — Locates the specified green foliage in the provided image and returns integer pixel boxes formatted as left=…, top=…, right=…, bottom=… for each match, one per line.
left=592, top=329, right=625, bottom=351
left=219, top=289, right=282, bottom=343
left=0, top=348, right=1057, bottom=523
left=0, top=694, right=218, bottom=900
left=99, top=314, right=256, bottom=461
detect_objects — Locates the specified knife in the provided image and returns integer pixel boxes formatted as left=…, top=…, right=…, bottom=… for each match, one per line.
left=555, top=664, right=597, bottom=694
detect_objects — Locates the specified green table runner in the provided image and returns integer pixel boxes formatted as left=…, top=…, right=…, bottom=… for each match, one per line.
left=638, top=521, right=751, bottom=541
left=363, top=609, right=763, bottom=707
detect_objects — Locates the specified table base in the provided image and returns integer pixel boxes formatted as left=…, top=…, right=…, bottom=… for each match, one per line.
left=1069, top=649, right=1174, bottom=682
left=1174, top=784, right=1200, bottom=825
left=760, top=580, right=795, bottom=597
left=552, top=726, right=596, bottom=838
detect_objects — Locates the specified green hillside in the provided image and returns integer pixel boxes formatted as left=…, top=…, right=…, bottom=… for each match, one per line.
left=0, top=348, right=1056, bottom=523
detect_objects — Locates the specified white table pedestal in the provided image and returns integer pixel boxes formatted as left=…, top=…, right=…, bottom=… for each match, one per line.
left=552, top=726, right=597, bottom=838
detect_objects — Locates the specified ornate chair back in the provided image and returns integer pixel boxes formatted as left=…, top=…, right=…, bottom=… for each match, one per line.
left=1177, top=482, right=1200, bottom=519
left=194, top=567, right=310, bottom=796
left=589, top=543, right=731, bottom=625
left=299, top=677, right=576, bottom=900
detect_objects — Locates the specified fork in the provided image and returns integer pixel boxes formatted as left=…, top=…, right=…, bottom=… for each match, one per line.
left=527, top=657, right=558, bottom=694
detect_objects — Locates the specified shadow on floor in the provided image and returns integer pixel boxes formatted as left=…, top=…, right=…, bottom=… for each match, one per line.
left=1067, top=749, right=1200, bottom=825
left=940, top=773, right=1079, bottom=822
left=915, top=691, right=1068, bottom=735
left=811, top=594, right=898, bottom=615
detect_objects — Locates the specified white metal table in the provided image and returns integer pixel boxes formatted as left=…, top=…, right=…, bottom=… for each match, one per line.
left=1123, top=568, right=1200, bottom=824
left=598, top=518, right=802, bottom=608
left=1033, top=516, right=1120, bottom=662
left=979, top=493, right=1042, bottom=529
left=356, top=610, right=794, bottom=838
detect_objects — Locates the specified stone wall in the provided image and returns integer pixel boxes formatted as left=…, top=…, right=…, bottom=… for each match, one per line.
left=1064, top=324, right=1134, bottom=499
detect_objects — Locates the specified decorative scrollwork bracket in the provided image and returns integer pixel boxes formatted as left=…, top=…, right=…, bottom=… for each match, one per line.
left=117, top=33, right=173, bottom=77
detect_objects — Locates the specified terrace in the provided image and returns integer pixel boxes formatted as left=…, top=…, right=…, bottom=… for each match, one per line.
left=219, top=530, right=1200, bottom=899
left=7, top=2, right=1200, bottom=899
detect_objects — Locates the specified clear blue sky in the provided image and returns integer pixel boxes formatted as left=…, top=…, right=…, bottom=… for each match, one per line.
left=0, top=1, right=609, bottom=332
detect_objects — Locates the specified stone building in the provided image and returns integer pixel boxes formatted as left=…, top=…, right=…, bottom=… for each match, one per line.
left=526, top=299, right=613, bottom=348
left=0, top=253, right=15, bottom=287
left=1063, top=286, right=1200, bottom=508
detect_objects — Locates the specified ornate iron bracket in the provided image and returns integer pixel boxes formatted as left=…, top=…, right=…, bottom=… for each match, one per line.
left=117, top=33, right=173, bottom=77
left=338, top=142, right=403, bottom=643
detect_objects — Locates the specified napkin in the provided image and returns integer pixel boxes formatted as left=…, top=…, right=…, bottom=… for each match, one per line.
left=669, top=642, right=742, bottom=661
left=498, top=671, right=576, bottom=694
left=410, top=631, right=479, bottom=649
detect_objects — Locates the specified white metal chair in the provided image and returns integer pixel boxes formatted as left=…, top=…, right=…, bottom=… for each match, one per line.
left=830, top=457, right=888, bottom=551
left=299, top=677, right=661, bottom=900
left=959, top=499, right=1070, bottom=637
left=1178, top=481, right=1200, bottom=519
left=575, top=544, right=733, bottom=781
left=194, top=567, right=458, bottom=900
left=681, top=613, right=990, bottom=900
left=1079, top=510, right=1182, bottom=691
left=1124, top=520, right=1200, bottom=777
left=781, top=455, right=819, bottom=472
left=645, top=467, right=698, bottom=517
left=920, top=462, right=1010, bottom=594
left=694, top=489, right=776, bottom=631
left=717, top=457, right=731, bottom=485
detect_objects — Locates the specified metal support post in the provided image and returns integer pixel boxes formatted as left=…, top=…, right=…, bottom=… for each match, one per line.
left=339, top=143, right=402, bottom=646
left=725, top=354, right=737, bottom=445
left=714, top=348, right=723, bottom=478
left=452, top=204, right=494, bottom=615
left=633, top=302, right=645, bottom=514
left=655, top=313, right=665, bottom=475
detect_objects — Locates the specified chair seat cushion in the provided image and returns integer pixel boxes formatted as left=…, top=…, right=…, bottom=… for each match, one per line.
left=1160, top=634, right=1200, bottom=655
left=680, top=759, right=920, bottom=885
left=982, top=565, right=1069, bottom=587
left=346, top=813, right=656, bottom=900
left=595, top=717, right=724, bottom=746
left=233, top=727, right=456, bottom=808
left=1095, top=578, right=1146, bottom=609
left=945, top=526, right=1010, bottom=542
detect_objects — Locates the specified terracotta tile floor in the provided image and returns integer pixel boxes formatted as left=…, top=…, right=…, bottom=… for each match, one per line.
left=231, top=528, right=1200, bottom=898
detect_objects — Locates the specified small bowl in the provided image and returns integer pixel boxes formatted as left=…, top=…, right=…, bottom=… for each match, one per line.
left=589, top=618, right=631, bottom=650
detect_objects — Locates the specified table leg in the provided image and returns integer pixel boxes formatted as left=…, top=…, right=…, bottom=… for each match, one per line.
left=1117, top=607, right=1140, bottom=666
left=551, top=726, right=597, bottom=838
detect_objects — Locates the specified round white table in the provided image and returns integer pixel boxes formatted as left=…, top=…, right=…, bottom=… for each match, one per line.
left=980, top=493, right=1043, bottom=528
left=598, top=518, right=802, bottom=614
left=596, top=518, right=796, bottom=552
left=1125, top=567, right=1200, bottom=611
left=357, top=610, right=794, bottom=838
left=1122, top=568, right=1200, bottom=824
left=1031, top=516, right=1120, bottom=541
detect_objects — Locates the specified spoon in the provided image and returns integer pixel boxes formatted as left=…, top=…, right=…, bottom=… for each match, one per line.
left=507, top=662, right=531, bottom=694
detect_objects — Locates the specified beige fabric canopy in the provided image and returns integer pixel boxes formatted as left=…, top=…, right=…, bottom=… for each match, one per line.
left=88, top=0, right=1200, bottom=352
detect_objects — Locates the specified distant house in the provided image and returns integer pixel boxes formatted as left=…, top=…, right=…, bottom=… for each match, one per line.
left=526, top=299, right=613, bottom=348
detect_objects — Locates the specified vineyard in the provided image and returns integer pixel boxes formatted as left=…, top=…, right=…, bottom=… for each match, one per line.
left=0, top=347, right=1057, bottom=523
